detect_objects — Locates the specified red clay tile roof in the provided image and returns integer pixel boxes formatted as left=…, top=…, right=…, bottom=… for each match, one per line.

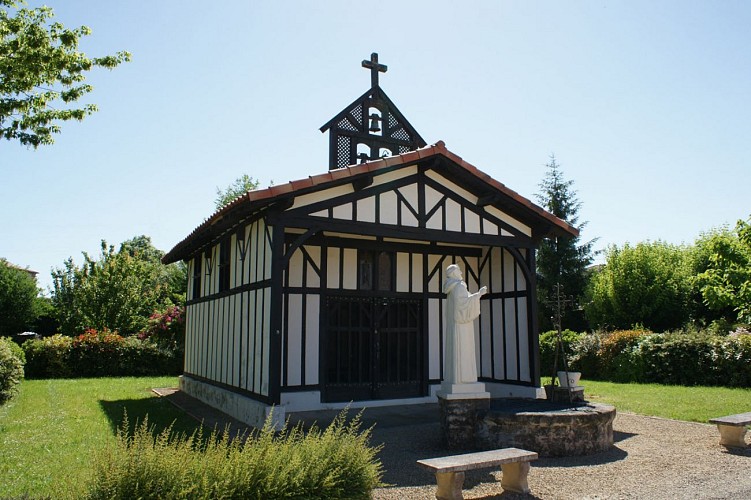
left=162, top=142, right=578, bottom=264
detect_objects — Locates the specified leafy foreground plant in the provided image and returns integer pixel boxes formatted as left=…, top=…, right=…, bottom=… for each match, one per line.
left=87, top=409, right=383, bottom=500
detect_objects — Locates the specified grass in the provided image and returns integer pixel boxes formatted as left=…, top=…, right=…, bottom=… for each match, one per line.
left=582, top=379, right=751, bottom=423
left=0, top=376, right=199, bottom=499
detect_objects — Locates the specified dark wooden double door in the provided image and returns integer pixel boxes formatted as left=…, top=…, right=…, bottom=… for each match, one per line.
left=323, top=295, right=425, bottom=402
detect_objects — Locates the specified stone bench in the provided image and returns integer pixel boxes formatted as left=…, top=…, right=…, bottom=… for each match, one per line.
left=417, top=447, right=538, bottom=500
left=709, top=412, right=751, bottom=448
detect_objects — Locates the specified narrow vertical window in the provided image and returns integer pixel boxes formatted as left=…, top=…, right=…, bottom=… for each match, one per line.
left=192, top=255, right=202, bottom=299
left=218, top=239, right=231, bottom=292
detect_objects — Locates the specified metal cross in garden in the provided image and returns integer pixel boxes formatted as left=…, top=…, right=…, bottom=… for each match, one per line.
left=362, top=52, right=387, bottom=88
left=545, top=282, right=579, bottom=402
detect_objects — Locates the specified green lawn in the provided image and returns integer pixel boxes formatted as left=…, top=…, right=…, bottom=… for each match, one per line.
left=583, top=379, right=751, bottom=423
left=1, top=377, right=750, bottom=498
left=0, top=376, right=199, bottom=499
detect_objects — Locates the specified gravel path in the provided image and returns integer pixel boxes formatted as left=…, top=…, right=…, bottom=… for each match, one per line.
left=371, top=412, right=751, bottom=500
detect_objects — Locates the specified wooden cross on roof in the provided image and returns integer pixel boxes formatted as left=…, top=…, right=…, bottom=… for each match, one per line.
left=362, top=52, right=387, bottom=88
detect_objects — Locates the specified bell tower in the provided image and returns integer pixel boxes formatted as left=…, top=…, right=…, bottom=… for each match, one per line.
left=320, top=53, right=426, bottom=170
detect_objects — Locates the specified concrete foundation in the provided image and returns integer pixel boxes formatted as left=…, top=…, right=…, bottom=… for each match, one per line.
left=179, top=375, right=284, bottom=429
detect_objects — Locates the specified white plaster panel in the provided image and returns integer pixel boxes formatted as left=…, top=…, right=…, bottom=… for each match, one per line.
left=262, top=287, right=271, bottom=395
left=288, top=249, right=304, bottom=288
left=474, top=316, right=482, bottom=378
left=233, top=294, right=241, bottom=387
left=253, top=289, right=263, bottom=394
left=332, top=202, right=352, bottom=221
left=428, top=298, right=441, bottom=380
left=286, top=294, right=303, bottom=387
left=371, top=165, right=418, bottom=187
left=239, top=292, right=249, bottom=390
left=305, top=246, right=321, bottom=288
left=396, top=252, right=410, bottom=292
left=305, top=294, right=320, bottom=385
left=492, top=298, right=505, bottom=380
left=398, top=183, right=419, bottom=212
left=485, top=205, right=532, bottom=237
left=517, top=299, right=530, bottom=382
left=400, top=203, right=419, bottom=227
left=380, top=191, right=398, bottom=225
left=311, top=209, right=328, bottom=217
left=327, top=247, right=340, bottom=288
left=425, top=170, right=478, bottom=204
left=342, top=249, right=357, bottom=289
left=426, top=211, right=443, bottom=230
left=445, top=199, right=462, bottom=232
left=428, top=254, right=443, bottom=293
left=356, top=197, right=376, bottom=223
left=504, top=298, right=518, bottom=380
left=184, top=305, right=193, bottom=373
left=516, top=252, right=527, bottom=291
left=482, top=219, right=498, bottom=236
left=480, top=300, right=492, bottom=378
left=465, top=210, right=481, bottom=234
left=425, top=185, right=444, bottom=223
left=503, top=250, right=516, bottom=291
left=262, top=222, right=272, bottom=281
left=291, top=184, right=354, bottom=211
left=411, top=254, right=423, bottom=293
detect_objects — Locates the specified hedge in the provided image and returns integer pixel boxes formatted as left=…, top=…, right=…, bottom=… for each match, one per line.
left=23, top=330, right=182, bottom=379
left=557, top=329, right=751, bottom=387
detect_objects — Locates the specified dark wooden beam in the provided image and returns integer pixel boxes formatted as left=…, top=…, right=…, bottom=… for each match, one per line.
left=351, top=174, right=373, bottom=191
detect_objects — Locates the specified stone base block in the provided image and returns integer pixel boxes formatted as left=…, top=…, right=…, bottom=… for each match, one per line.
left=438, top=395, right=490, bottom=450
left=716, top=424, right=748, bottom=448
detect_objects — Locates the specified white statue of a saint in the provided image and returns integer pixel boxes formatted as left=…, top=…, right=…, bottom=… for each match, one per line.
left=442, top=264, right=487, bottom=388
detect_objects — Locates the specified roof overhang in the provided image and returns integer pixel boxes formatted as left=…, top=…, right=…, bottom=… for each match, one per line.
left=162, top=141, right=578, bottom=264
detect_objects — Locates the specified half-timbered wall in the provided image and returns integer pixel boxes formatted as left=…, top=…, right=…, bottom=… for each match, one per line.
left=184, top=217, right=273, bottom=401
left=277, top=162, right=538, bottom=395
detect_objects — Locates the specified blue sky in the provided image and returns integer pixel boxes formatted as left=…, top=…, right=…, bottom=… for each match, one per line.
left=3, top=1, right=750, bottom=292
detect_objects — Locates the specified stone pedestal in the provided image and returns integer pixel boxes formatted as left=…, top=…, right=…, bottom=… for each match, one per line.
left=438, top=389, right=490, bottom=450
left=545, top=384, right=585, bottom=403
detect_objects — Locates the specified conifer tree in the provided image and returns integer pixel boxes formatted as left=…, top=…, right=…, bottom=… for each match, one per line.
left=535, top=155, right=595, bottom=331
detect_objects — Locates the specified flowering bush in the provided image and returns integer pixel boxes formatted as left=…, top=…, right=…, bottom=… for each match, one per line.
left=138, top=306, right=185, bottom=350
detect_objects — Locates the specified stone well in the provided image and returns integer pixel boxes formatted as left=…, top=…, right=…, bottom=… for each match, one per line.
left=476, top=399, right=616, bottom=457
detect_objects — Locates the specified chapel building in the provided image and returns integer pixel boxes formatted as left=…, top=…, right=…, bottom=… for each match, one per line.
left=162, top=54, right=578, bottom=427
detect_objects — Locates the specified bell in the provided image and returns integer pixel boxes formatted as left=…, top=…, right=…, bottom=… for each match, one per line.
left=368, top=113, right=381, bottom=133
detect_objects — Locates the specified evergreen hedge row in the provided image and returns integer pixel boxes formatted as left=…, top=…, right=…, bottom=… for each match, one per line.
left=540, top=329, right=751, bottom=387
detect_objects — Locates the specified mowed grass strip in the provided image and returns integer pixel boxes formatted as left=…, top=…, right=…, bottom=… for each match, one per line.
left=0, top=376, right=198, bottom=499
left=582, top=379, right=751, bottom=422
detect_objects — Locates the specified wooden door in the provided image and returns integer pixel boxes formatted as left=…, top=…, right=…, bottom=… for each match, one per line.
left=323, top=295, right=424, bottom=402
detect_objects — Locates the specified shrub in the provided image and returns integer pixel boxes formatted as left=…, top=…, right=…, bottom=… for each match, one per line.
left=23, top=334, right=73, bottom=378
left=87, top=410, right=383, bottom=500
left=138, top=305, right=185, bottom=350
left=569, top=332, right=602, bottom=378
left=22, top=330, right=181, bottom=379
left=538, top=329, right=583, bottom=377
left=636, top=332, right=717, bottom=385
left=0, top=337, right=24, bottom=405
left=598, top=329, right=650, bottom=382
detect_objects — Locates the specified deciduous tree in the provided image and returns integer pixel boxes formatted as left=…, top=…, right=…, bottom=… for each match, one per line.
left=0, top=258, right=38, bottom=336
left=697, top=216, right=751, bottom=324
left=0, top=0, right=130, bottom=147
left=51, top=237, right=186, bottom=336
left=214, top=174, right=260, bottom=210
